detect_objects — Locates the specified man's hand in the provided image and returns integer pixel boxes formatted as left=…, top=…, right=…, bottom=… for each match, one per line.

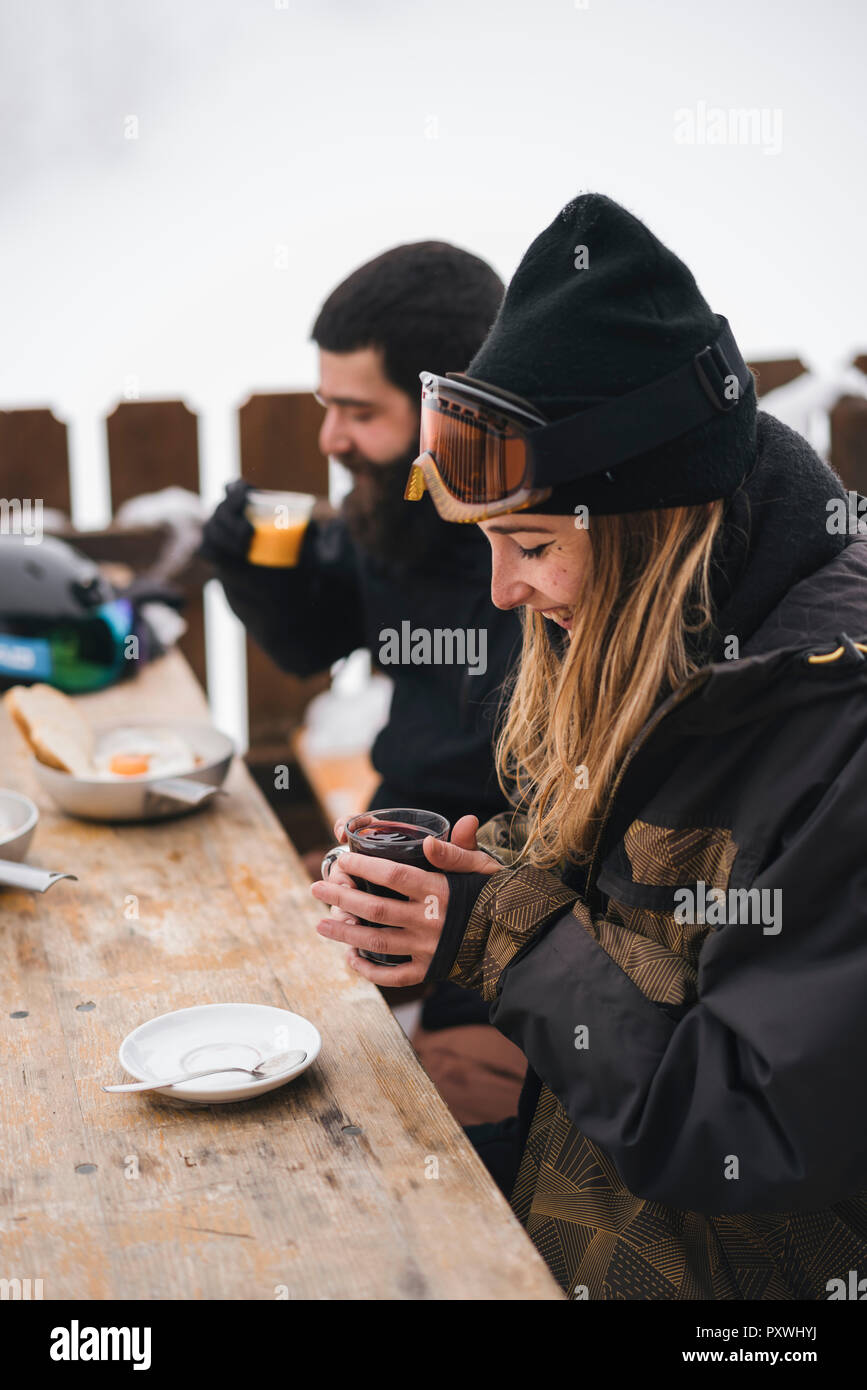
left=198, top=479, right=253, bottom=564
left=311, top=814, right=501, bottom=985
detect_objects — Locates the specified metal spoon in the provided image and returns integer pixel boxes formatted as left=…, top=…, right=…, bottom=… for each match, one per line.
left=0, top=858, right=78, bottom=893
left=102, top=1048, right=308, bottom=1093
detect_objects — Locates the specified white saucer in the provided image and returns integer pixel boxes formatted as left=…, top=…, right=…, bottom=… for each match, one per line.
left=118, top=1003, right=321, bottom=1104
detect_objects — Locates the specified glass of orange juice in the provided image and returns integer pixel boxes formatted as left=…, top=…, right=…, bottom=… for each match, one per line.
left=245, top=490, right=315, bottom=567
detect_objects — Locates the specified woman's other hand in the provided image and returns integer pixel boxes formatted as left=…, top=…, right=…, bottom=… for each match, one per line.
left=312, top=814, right=500, bottom=984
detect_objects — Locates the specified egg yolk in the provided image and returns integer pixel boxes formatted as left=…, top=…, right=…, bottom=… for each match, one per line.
left=109, top=753, right=152, bottom=776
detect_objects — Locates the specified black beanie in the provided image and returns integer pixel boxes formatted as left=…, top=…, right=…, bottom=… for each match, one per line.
left=465, top=193, right=758, bottom=516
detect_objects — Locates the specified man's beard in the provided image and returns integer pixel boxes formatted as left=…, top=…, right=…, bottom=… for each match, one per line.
left=339, top=446, right=447, bottom=571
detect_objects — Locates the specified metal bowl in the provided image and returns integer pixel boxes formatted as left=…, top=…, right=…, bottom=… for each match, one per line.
left=32, top=720, right=235, bottom=822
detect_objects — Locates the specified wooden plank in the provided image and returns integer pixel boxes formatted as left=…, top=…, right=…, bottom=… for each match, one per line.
left=0, top=651, right=562, bottom=1301
left=105, top=401, right=206, bottom=690
left=830, top=394, right=867, bottom=496
left=106, top=401, right=200, bottom=508
left=238, top=392, right=333, bottom=752
left=238, top=392, right=328, bottom=495
left=746, top=357, right=808, bottom=398
left=0, top=407, right=71, bottom=515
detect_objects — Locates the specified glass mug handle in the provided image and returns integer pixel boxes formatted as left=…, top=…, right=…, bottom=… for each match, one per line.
left=320, top=844, right=351, bottom=880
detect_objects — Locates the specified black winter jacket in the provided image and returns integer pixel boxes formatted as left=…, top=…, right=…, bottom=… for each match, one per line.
left=204, top=511, right=522, bottom=829
left=433, top=413, right=867, bottom=1299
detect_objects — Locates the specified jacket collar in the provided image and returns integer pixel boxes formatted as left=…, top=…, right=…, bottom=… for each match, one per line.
left=744, top=532, right=867, bottom=656
left=698, top=411, right=853, bottom=663
left=670, top=532, right=867, bottom=737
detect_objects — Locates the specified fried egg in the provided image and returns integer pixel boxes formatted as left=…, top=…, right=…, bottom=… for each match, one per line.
left=92, top=728, right=196, bottom=780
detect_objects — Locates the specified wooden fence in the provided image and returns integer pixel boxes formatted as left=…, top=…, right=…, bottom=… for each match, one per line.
left=1, top=357, right=866, bottom=772
left=0, top=392, right=330, bottom=773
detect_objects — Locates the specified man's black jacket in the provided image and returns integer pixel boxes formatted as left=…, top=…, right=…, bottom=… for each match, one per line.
left=203, top=505, right=522, bottom=829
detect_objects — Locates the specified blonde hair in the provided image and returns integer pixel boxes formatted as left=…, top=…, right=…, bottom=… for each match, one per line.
left=496, top=501, right=725, bottom=869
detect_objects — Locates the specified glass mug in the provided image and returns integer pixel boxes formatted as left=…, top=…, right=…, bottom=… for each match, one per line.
left=245, top=489, right=315, bottom=568
left=342, top=807, right=450, bottom=965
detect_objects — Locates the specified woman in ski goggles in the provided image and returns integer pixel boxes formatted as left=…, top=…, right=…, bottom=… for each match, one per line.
left=405, top=318, right=753, bottom=521
left=317, top=191, right=867, bottom=1303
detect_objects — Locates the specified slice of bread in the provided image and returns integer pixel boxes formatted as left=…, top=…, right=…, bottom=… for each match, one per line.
left=3, top=684, right=95, bottom=777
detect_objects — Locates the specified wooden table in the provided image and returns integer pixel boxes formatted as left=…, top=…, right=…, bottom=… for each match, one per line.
left=0, top=653, right=562, bottom=1300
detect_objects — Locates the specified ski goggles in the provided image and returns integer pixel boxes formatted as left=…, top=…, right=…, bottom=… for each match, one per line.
left=404, top=318, right=754, bottom=521
left=0, top=598, right=136, bottom=693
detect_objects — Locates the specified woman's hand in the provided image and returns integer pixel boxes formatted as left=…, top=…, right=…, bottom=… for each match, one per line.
left=311, top=814, right=501, bottom=985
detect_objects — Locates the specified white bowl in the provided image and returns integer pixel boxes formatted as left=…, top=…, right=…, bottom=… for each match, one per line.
left=117, top=1002, right=322, bottom=1104
left=0, top=790, right=39, bottom=861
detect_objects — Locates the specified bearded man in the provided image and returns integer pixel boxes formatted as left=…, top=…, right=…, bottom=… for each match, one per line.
left=199, top=243, right=525, bottom=1135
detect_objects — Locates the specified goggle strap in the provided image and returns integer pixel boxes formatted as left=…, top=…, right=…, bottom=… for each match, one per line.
left=527, top=318, right=754, bottom=485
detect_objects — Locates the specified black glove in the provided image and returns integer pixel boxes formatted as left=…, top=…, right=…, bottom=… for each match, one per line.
left=198, top=479, right=254, bottom=565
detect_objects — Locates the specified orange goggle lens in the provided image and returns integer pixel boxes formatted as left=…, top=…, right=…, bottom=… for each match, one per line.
left=419, top=398, right=530, bottom=503
left=404, top=374, right=553, bottom=521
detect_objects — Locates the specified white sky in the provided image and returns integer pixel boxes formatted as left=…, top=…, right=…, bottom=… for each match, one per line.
left=2, top=0, right=865, bottom=738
